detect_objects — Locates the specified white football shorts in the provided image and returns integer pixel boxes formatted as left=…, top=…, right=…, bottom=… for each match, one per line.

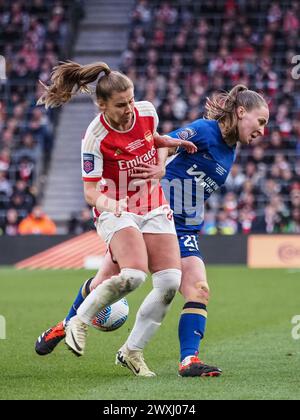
left=96, top=205, right=177, bottom=245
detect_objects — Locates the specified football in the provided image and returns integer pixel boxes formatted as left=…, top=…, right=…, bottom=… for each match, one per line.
left=91, top=298, right=129, bottom=332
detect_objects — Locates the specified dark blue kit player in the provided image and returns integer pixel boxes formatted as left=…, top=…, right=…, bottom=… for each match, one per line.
left=35, top=85, right=269, bottom=377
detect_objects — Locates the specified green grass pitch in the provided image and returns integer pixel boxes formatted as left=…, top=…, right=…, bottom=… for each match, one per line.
left=0, top=266, right=300, bottom=400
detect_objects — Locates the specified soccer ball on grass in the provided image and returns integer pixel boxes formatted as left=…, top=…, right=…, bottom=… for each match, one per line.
left=91, top=298, right=129, bottom=332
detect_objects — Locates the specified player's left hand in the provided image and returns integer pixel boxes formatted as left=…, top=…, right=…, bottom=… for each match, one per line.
left=154, top=135, right=197, bottom=154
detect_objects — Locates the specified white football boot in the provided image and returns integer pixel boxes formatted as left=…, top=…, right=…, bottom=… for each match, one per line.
left=116, top=344, right=156, bottom=377
left=65, top=315, right=88, bottom=356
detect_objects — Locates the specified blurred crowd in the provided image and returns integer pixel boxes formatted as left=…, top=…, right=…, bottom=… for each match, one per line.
left=1, top=0, right=300, bottom=235
left=0, top=0, right=82, bottom=235
left=119, top=0, right=300, bottom=234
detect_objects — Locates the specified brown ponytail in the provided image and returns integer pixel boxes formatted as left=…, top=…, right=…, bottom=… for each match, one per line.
left=37, top=60, right=133, bottom=109
left=205, top=84, right=268, bottom=146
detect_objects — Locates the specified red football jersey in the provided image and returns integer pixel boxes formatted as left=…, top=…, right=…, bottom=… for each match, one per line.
left=81, top=101, right=168, bottom=215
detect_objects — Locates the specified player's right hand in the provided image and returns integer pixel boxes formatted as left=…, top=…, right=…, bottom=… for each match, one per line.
left=96, top=195, right=128, bottom=216
left=114, top=196, right=129, bottom=217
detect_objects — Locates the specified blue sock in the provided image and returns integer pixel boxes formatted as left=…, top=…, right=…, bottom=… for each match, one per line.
left=65, top=278, right=93, bottom=323
left=178, top=302, right=207, bottom=362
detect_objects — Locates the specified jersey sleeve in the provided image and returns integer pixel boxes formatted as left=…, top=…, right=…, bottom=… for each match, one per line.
left=136, top=101, right=159, bottom=133
left=81, top=131, right=103, bottom=182
left=149, top=102, right=159, bottom=132
left=167, top=119, right=208, bottom=152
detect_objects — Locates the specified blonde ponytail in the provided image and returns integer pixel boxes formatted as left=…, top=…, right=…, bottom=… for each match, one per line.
left=205, top=84, right=268, bottom=146
left=37, top=60, right=111, bottom=108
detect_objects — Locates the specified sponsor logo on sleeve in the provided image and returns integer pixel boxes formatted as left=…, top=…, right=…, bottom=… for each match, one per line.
left=83, top=153, right=95, bottom=174
left=177, top=127, right=197, bottom=141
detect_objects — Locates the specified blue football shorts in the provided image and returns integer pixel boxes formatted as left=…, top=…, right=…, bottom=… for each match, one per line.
left=177, top=232, right=203, bottom=260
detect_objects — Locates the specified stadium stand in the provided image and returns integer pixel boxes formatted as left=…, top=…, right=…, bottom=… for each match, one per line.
left=41, top=0, right=134, bottom=228
left=0, top=0, right=299, bottom=235
left=0, top=0, right=83, bottom=235
left=120, top=0, right=300, bottom=234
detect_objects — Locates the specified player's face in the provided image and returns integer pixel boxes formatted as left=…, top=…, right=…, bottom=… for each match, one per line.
left=237, top=106, right=269, bottom=145
left=99, top=88, right=135, bottom=131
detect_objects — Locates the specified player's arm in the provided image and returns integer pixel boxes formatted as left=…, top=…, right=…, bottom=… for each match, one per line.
left=83, top=182, right=128, bottom=217
left=82, top=131, right=127, bottom=216
left=131, top=131, right=170, bottom=181
left=131, top=129, right=197, bottom=180
left=131, top=143, right=169, bottom=181
left=166, top=120, right=207, bottom=153
left=131, top=129, right=190, bottom=180
left=153, top=133, right=197, bottom=154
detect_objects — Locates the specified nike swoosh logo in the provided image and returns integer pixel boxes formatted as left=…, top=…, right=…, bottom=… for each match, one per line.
left=70, top=331, right=82, bottom=353
left=117, top=352, right=140, bottom=374
left=128, top=361, right=140, bottom=375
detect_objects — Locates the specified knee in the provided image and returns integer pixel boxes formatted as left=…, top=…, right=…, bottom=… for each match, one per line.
left=183, top=281, right=210, bottom=305
left=152, top=269, right=182, bottom=304
left=120, top=268, right=147, bottom=293
left=196, top=283, right=210, bottom=305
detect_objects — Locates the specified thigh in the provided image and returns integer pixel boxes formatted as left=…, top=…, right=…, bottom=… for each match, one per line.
left=110, top=226, right=148, bottom=272
left=180, top=256, right=209, bottom=303
left=96, top=212, right=139, bottom=245
left=90, top=251, right=120, bottom=290
left=143, top=233, right=181, bottom=272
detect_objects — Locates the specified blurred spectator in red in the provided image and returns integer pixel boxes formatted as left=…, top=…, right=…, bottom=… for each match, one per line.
left=232, top=35, right=255, bottom=63
left=283, top=9, right=299, bottom=34
left=16, top=157, right=35, bottom=183
left=238, top=207, right=256, bottom=234
left=3, top=208, right=20, bottom=236
left=18, top=41, right=40, bottom=72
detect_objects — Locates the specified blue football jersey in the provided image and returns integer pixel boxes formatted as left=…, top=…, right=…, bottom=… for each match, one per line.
left=162, top=119, right=236, bottom=233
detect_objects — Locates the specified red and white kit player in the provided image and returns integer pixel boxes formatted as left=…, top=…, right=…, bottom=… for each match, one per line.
left=82, top=100, right=168, bottom=221
left=37, top=61, right=196, bottom=376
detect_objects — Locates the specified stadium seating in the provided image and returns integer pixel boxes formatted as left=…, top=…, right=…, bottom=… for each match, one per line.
left=0, top=0, right=299, bottom=234
left=122, top=0, right=300, bottom=234
left=0, top=0, right=82, bottom=234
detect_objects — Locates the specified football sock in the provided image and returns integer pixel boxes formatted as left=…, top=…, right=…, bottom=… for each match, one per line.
left=126, top=269, right=181, bottom=350
left=178, top=302, right=207, bottom=362
left=77, top=269, right=147, bottom=325
left=125, top=289, right=164, bottom=351
left=64, top=278, right=93, bottom=323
